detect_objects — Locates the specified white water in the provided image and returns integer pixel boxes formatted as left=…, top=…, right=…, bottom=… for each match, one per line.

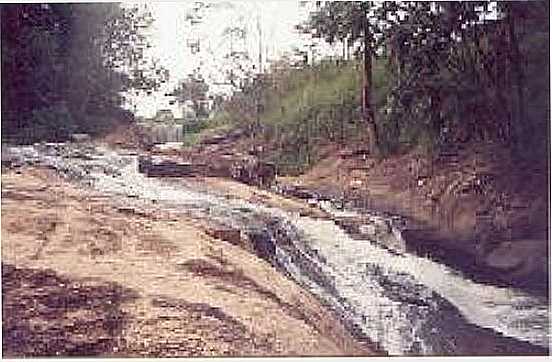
left=6, top=144, right=550, bottom=355
left=283, top=217, right=549, bottom=354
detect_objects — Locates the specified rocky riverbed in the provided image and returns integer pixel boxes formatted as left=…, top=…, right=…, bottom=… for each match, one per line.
left=1, top=166, right=374, bottom=357
left=1, top=142, right=549, bottom=356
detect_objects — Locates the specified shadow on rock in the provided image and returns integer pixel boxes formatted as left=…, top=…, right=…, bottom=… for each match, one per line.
left=2, top=263, right=139, bottom=357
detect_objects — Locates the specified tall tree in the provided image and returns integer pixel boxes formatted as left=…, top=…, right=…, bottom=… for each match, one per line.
left=302, top=1, right=549, bottom=156
left=1, top=3, right=168, bottom=142
left=301, top=1, right=381, bottom=153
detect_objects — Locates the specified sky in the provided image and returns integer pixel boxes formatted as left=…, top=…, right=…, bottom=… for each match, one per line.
left=124, top=1, right=320, bottom=118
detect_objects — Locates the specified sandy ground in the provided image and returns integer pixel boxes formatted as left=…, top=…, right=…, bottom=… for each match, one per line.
left=1, top=167, right=379, bottom=357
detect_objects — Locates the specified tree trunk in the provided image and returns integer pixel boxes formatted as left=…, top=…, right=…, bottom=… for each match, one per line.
left=362, top=3, right=378, bottom=155
left=506, top=3, right=526, bottom=147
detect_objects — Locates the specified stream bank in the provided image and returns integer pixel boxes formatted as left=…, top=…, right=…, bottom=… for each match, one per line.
left=274, top=141, right=549, bottom=297
left=2, top=142, right=549, bottom=356
left=136, top=125, right=548, bottom=297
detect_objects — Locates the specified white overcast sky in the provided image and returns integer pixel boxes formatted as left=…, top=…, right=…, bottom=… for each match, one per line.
left=124, top=1, right=325, bottom=118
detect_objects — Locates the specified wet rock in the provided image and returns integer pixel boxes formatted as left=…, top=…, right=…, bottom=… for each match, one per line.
left=151, top=142, right=183, bottom=153
left=230, top=158, right=276, bottom=187
left=206, top=228, right=242, bottom=246
left=358, top=224, right=377, bottom=236
left=200, top=128, right=246, bottom=146
left=116, top=207, right=149, bottom=218
left=1, top=145, right=14, bottom=168
left=336, top=215, right=406, bottom=253
left=248, top=229, right=275, bottom=261
left=483, top=239, right=549, bottom=288
left=138, top=155, right=196, bottom=177
left=68, top=149, right=94, bottom=160
left=275, top=184, right=316, bottom=200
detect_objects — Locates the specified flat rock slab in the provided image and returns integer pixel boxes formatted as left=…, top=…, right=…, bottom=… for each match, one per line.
left=139, top=155, right=202, bottom=177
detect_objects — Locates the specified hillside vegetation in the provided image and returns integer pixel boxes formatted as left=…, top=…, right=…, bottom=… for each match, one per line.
left=187, top=2, right=549, bottom=177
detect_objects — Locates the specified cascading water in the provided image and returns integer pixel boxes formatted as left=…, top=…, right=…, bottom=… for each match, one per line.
left=4, top=143, right=549, bottom=356
left=273, top=216, right=549, bottom=355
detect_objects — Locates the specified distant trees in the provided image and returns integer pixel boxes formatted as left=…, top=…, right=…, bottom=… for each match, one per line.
left=168, top=71, right=210, bottom=119
left=1, top=3, right=168, bottom=143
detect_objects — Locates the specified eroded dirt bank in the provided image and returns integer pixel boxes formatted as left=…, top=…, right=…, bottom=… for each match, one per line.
left=279, top=142, right=549, bottom=295
left=155, top=126, right=548, bottom=296
left=1, top=167, right=378, bottom=357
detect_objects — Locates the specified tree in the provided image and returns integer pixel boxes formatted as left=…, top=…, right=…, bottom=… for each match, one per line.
left=302, top=1, right=549, bottom=157
left=169, top=71, right=210, bottom=119
left=1, top=3, right=168, bottom=142
left=300, top=1, right=382, bottom=154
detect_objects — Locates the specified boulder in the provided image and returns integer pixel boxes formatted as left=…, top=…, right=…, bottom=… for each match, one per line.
left=336, top=215, right=406, bottom=253
left=230, top=158, right=276, bottom=187
left=1, top=145, right=13, bottom=167
left=483, top=239, right=548, bottom=276
left=248, top=229, right=276, bottom=261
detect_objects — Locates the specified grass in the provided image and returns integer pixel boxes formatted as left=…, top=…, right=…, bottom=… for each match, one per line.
left=182, top=58, right=393, bottom=175
left=255, top=59, right=391, bottom=174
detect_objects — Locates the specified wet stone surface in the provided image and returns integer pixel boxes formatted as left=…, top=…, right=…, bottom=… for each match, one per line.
left=3, top=143, right=549, bottom=356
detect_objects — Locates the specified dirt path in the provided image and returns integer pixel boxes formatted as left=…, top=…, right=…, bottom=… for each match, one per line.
left=1, top=167, right=379, bottom=357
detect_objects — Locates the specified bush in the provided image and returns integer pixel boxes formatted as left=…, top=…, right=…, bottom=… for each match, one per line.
left=19, top=105, right=77, bottom=143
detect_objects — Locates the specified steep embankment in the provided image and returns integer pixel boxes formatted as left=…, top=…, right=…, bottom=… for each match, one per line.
left=1, top=167, right=377, bottom=357
left=104, top=120, right=548, bottom=295
left=279, top=142, right=549, bottom=295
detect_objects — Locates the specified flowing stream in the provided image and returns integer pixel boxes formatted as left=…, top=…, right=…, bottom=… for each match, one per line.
left=4, top=143, right=550, bottom=356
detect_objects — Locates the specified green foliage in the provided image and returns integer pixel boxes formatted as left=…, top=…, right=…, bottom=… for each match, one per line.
left=208, top=59, right=393, bottom=174
left=261, top=60, right=366, bottom=174
left=169, top=71, right=210, bottom=119
left=19, top=105, right=77, bottom=144
left=303, top=1, right=549, bottom=160
left=1, top=3, right=165, bottom=143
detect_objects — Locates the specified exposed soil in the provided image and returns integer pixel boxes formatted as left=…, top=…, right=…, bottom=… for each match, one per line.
left=279, top=142, right=549, bottom=295
left=157, top=123, right=548, bottom=296
left=1, top=167, right=379, bottom=357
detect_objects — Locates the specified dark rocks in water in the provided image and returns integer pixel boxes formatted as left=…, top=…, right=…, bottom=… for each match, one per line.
left=70, top=133, right=91, bottom=143
left=334, top=215, right=406, bottom=254
left=138, top=152, right=275, bottom=186
left=137, top=155, right=151, bottom=174
left=67, top=149, right=94, bottom=161
left=200, top=128, right=246, bottom=146
left=138, top=155, right=196, bottom=177
left=248, top=229, right=276, bottom=261
left=275, top=184, right=316, bottom=200
left=230, top=158, right=276, bottom=187
left=367, top=265, right=436, bottom=308
left=401, top=228, right=549, bottom=297
left=338, top=148, right=372, bottom=159
left=206, top=228, right=242, bottom=246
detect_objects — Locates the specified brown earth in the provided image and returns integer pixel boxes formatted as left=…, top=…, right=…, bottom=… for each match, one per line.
left=100, top=124, right=152, bottom=150
left=101, top=123, right=549, bottom=293
left=279, top=142, right=549, bottom=293
left=1, top=167, right=380, bottom=357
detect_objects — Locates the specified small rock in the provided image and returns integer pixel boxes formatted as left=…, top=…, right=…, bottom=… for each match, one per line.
left=206, top=228, right=242, bottom=246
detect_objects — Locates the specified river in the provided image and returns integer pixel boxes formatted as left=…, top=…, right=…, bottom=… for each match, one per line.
left=4, top=143, right=550, bottom=356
